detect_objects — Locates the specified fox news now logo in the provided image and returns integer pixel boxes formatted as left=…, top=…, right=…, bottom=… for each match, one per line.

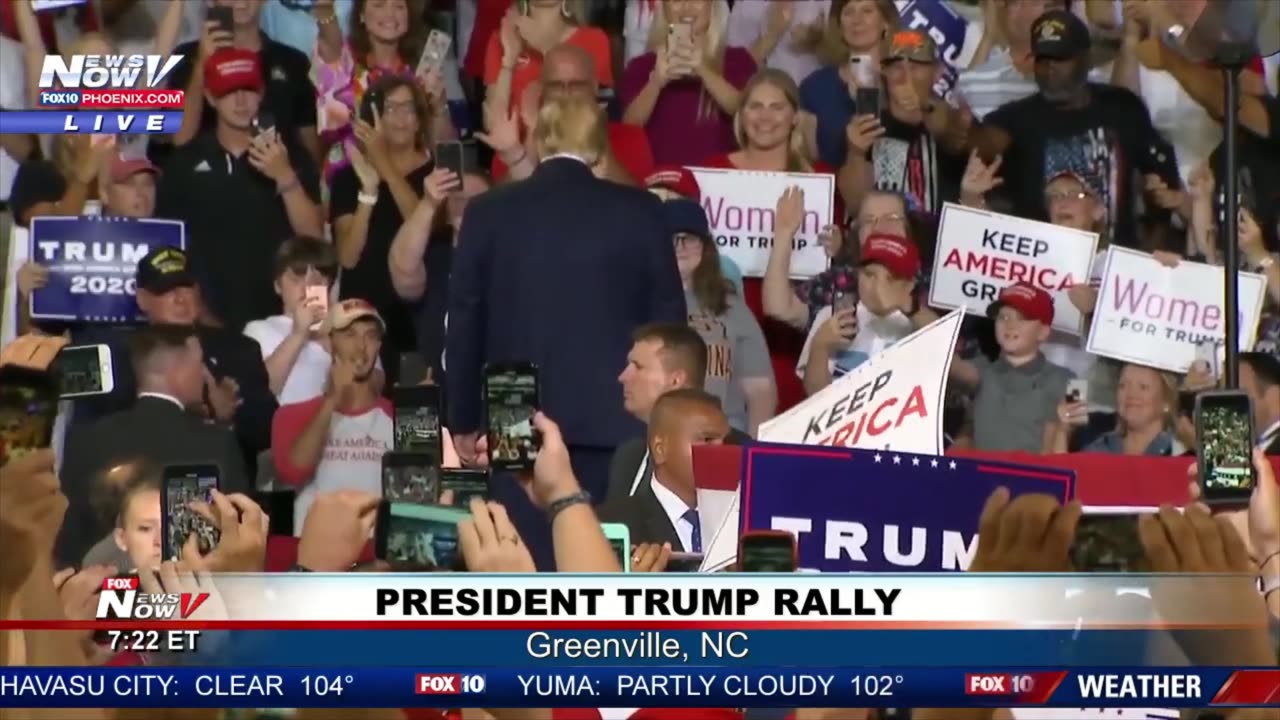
left=95, top=576, right=210, bottom=621
left=37, top=54, right=184, bottom=109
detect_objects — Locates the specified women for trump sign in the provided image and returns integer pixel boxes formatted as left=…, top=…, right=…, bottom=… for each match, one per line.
left=929, top=203, right=1098, bottom=335
left=689, top=167, right=835, bottom=279
left=1085, top=247, right=1266, bottom=373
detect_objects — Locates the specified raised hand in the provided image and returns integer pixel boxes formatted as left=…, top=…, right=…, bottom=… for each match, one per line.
left=960, top=149, right=1004, bottom=197
left=845, top=114, right=884, bottom=154
left=423, top=167, right=461, bottom=205
left=457, top=497, right=536, bottom=572
left=185, top=490, right=269, bottom=572
left=774, top=185, right=806, bottom=239
left=476, top=103, right=522, bottom=156
left=969, top=489, right=1081, bottom=572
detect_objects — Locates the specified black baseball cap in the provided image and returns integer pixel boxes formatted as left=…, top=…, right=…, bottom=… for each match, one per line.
left=1031, top=9, right=1091, bottom=59
left=135, top=246, right=196, bottom=294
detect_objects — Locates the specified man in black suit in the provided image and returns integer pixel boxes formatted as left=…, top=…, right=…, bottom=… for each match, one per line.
left=609, top=323, right=751, bottom=503
left=599, top=389, right=730, bottom=551
left=67, top=248, right=277, bottom=476
left=55, top=324, right=250, bottom=567
left=1239, top=352, right=1280, bottom=454
left=446, top=95, right=685, bottom=568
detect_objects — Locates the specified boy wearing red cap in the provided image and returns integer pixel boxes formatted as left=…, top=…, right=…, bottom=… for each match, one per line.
left=796, top=234, right=929, bottom=396
left=950, top=281, right=1074, bottom=453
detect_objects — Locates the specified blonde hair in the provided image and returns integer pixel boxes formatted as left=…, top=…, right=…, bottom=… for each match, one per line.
left=1116, top=363, right=1179, bottom=436
left=533, top=95, right=608, bottom=165
left=646, top=0, right=731, bottom=120
left=733, top=69, right=813, bottom=172
left=799, top=0, right=901, bottom=66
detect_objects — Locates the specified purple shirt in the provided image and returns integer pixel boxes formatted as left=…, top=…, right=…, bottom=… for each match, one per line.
left=620, top=46, right=758, bottom=166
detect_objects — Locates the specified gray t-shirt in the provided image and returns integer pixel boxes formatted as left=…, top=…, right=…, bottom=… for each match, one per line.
left=971, top=353, right=1074, bottom=453
left=684, top=288, right=772, bottom=432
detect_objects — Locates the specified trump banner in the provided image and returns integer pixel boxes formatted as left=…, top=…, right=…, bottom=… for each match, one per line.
left=739, top=443, right=1075, bottom=572
left=1085, top=247, right=1266, bottom=373
left=689, top=167, right=834, bottom=279
left=895, top=0, right=969, bottom=98
left=28, top=216, right=185, bottom=324
left=757, top=308, right=963, bottom=455
left=929, top=203, right=1098, bottom=335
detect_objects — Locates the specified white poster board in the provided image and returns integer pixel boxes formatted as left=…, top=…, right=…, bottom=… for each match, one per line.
left=757, top=308, right=963, bottom=455
left=1086, top=247, right=1267, bottom=373
left=689, top=167, right=834, bottom=279
left=929, top=202, right=1099, bottom=335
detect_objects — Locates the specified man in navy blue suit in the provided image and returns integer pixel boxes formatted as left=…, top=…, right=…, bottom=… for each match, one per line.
left=446, top=95, right=686, bottom=570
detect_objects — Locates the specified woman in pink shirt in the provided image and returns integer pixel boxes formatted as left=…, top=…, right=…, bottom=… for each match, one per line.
left=620, top=0, right=757, bottom=165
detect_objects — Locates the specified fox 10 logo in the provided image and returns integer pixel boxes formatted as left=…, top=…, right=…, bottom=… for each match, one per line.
left=36, top=54, right=184, bottom=109
left=95, top=577, right=210, bottom=620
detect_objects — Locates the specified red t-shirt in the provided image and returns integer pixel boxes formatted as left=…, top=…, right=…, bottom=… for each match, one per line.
left=491, top=122, right=656, bottom=184
left=463, top=0, right=514, bottom=79
left=483, top=25, right=615, bottom=115
left=697, top=153, right=843, bottom=414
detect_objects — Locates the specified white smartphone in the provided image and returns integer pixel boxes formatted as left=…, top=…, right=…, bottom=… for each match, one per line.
left=416, top=29, right=452, bottom=77
left=601, top=523, right=631, bottom=572
left=56, top=344, right=114, bottom=398
left=1194, top=339, right=1220, bottom=379
left=1065, top=379, right=1089, bottom=406
left=850, top=54, right=877, bottom=86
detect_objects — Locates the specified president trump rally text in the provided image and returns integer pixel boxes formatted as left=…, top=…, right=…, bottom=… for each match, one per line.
left=375, top=587, right=902, bottom=617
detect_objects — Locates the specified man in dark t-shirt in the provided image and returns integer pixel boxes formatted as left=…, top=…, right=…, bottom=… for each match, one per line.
left=974, top=9, right=1171, bottom=247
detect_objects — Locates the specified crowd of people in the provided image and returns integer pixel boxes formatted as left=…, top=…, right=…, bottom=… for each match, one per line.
left=1, top=0, right=1279, bottom=717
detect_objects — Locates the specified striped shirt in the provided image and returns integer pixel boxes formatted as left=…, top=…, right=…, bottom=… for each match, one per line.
left=954, top=47, right=1037, bottom=120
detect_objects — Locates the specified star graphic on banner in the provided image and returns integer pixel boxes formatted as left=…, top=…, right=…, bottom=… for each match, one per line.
left=949, top=461, right=957, bottom=470
left=893, top=456, right=901, bottom=465
left=874, top=454, right=882, bottom=463
left=911, top=457, right=920, bottom=466
left=930, top=459, right=939, bottom=468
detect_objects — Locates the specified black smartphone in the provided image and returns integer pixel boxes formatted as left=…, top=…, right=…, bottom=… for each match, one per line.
left=249, top=489, right=296, bottom=537
left=374, top=501, right=468, bottom=568
left=252, top=111, right=276, bottom=137
left=1146, top=137, right=1181, bottom=190
left=381, top=451, right=440, bottom=505
left=855, top=87, right=882, bottom=119
left=738, top=530, right=798, bottom=572
left=358, top=88, right=382, bottom=125
left=1070, top=512, right=1149, bottom=572
left=665, top=552, right=704, bottom=573
left=440, top=467, right=489, bottom=506
left=398, top=352, right=430, bottom=386
left=392, top=385, right=442, bottom=454
left=207, top=5, right=234, bottom=35
left=435, top=141, right=465, bottom=177
left=484, top=363, right=541, bottom=472
left=1195, top=390, right=1256, bottom=505
left=0, top=366, right=58, bottom=466
left=160, top=464, right=221, bottom=562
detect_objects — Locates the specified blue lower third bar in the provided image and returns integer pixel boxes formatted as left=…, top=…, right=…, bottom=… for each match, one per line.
left=0, top=666, right=1255, bottom=708
left=0, top=111, right=183, bottom=134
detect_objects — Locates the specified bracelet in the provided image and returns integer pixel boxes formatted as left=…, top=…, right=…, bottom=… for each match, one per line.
left=357, top=191, right=378, bottom=205
left=546, top=490, right=591, bottom=521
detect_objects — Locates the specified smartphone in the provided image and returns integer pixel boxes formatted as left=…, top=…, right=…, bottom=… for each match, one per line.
left=392, top=385, right=442, bottom=454
left=381, top=452, right=440, bottom=505
left=832, top=289, right=856, bottom=314
left=665, top=551, right=704, bottom=573
left=249, top=490, right=296, bottom=537
left=484, top=363, right=541, bottom=472
left=252, top=111, right=276, bottom=137
left=850, top=54, right=877, bottom=87
left=160, top=464, right=221, bottom=562
left=0, top=366, right=58, bottom=465
left=1065, top=379, right=1088, bottom=406
left=1070, top=510, right=1153, bottom=572
left=399, top=352, right=430, bottom=387
left=434, top=141, right=465, bottom=179
left=738, top=530, right=798, bottom=573
left=1146, top=137, right=1182, bottom=190
left=855, top=86, right=882, bottom=118
left=304, top=284, right=328, bottom=332
left=1194, top=339, right=1220, bottom=379
left=601, top=523, right=631, bottom=572
left=374, top=501, right=469, bottom=568
left=440, top=468, right=489, bottom=506
left=359, top=88, right=382, bottom=125
left=417, top=29, right=452, bottom=77
left=668, top=21, right=692, bottom=52
left=55, top=343, right=114, bottom=398
left=1195, top=391, right=1256, bottom=505
left=207, top=5, right=234, bottom=35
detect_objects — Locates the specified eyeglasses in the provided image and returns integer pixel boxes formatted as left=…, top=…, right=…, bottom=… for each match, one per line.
left=1045, top=190, right=1091, bottom=202
left=858, top=213, right=906, bottom=227
left=381, top=100, right=417, bottom=117
left=672, top=234, right=704, bottom=249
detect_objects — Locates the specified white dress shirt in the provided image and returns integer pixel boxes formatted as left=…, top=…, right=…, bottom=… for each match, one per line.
left=650, top=476, right=696, bottom=552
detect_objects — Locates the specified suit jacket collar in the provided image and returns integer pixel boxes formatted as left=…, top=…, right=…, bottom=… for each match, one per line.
left=534, top=156, right=595, bottom=183
left=631, top=480, right=683, bottom=549
left=135, top=393, right=187, bottom=413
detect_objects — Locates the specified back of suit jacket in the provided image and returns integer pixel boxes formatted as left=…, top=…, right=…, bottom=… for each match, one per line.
left=446, top=158, right=686, bottom=449
left=55, top=396, right=250, bottom=566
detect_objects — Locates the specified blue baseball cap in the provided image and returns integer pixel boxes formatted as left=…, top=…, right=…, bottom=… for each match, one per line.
left=662, top=198, right=711, bottom=239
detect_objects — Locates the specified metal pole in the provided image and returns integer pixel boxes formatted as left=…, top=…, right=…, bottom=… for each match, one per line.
left=1221, top=68, right=1240, bottom=389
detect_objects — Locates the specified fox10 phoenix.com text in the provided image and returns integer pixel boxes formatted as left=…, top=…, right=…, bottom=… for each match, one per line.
left=0, top=575, right=1276, bottom=712
left=0, top=54, right=184, bottom=135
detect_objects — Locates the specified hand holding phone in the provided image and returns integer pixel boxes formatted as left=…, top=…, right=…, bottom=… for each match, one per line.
left=417, top=29, right=453, bottom=77
left=56, top=344, right=115, bottom=398
left=160, top=464, right=222, bottom=562
left=1195, top=391, right=1256, bottom=506
left=392, top=386, right=443, bottom=454
left=0, top=366, right=58, bottom=465
left=1064, top=379, right=1088, bottom=407
left=434, top=141, right=465, bottom=179
left=207, top=5, right=234, bottom=35
left=739, top=530, right=798, bottom=572
left=1069, top=510, right=1151, bottom=572
left=484, top=364, right=541, bottom=472
left=601, top=523, right=631, bottom=571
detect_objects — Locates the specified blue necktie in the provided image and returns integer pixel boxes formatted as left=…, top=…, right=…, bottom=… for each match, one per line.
left=683, top=508, right=702, bottom=553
